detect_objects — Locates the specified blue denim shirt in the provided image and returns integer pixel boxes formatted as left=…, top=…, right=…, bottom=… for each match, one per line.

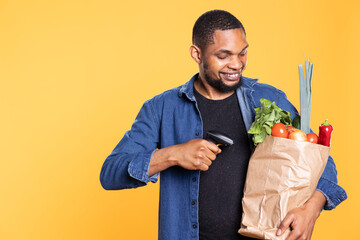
left=100, top=73, right=347, bottom=240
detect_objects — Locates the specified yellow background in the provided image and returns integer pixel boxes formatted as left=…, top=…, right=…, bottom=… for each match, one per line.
left=1, top=0, right=359, bottom=239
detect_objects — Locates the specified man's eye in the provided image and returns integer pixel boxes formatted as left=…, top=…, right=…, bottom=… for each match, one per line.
left=217, top=55, right=227, bottom=59
left=240, top=50, right=247, bottom=56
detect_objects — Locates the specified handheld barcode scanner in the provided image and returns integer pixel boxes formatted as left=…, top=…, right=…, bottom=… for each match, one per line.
left=206, top=131, right=233, bottom=147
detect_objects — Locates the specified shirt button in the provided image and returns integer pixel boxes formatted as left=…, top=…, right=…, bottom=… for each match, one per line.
left=195, top=132, right=200, bottom=136
left=191, top=201, right=196, bottom=205
left=193, top=224, right=197, bottom=229
left=192, top=177, right=197, bottom=182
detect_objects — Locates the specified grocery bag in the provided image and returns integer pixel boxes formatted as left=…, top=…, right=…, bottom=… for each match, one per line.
left=239, top=135, right=330, bottom=240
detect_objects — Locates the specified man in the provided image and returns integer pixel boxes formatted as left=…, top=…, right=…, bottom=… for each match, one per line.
left=100, top=10, right=347, bottom=240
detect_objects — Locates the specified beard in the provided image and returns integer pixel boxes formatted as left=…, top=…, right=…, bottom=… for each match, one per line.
left=203, top=61, right=242, bottom=93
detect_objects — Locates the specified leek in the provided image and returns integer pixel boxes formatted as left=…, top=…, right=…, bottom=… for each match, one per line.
left=298, top=57, right=313, bottom=134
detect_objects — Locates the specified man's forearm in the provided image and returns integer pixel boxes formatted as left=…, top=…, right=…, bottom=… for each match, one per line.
left=304, top=190, right=327, bottom=217
left=148, top=146, right=178, bottom=177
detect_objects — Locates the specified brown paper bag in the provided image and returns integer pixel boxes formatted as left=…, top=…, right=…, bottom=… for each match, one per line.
left=239, top=135, right=330, bottom=240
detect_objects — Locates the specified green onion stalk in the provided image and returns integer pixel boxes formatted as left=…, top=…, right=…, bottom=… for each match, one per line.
left=298, top=57, right=313, bottom=134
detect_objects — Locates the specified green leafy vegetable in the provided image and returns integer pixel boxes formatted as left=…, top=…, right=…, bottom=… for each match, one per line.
left=248, top=98, right=292, bottom=146
left=292, top=115, right=300, bottom=129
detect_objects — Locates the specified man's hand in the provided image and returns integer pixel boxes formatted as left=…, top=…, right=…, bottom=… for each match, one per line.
left=276, top=191, right=326, bottom=240
left=175, top=139, right=221, bottom=171
left=148, top=139, right=221, bottom=176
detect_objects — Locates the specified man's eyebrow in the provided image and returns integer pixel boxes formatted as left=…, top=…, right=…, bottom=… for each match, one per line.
left=215, top=44, right=249, bottom=54
left=215, top=49, right=232, bottom=54
left=242, top=44, right=249, bottom=51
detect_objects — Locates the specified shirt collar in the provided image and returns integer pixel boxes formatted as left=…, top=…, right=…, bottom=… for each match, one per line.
left=178, top=73, right=198, bottom=101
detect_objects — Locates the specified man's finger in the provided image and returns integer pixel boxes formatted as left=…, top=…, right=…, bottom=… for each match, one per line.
left=205, top=141, right=221, bottom=154
left=200, top=156, right=212, bottom=167
left=199, top=163, right=209, bottom=171
left=203, top=148, right=217, bottom=161
left=277, top=213, right=295, bottom=236
left=284, top=228, right=302, bottom=240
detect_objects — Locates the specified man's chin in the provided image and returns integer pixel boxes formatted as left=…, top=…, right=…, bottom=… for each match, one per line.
left=220, top=77, right=242, bottom=91
left=222, top=79, right=241, bottom=86
left=213, top=79, right=242, bottom=93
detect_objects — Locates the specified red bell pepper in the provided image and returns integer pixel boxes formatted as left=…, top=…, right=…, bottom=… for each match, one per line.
left=319, top=119, right=333, bottom=147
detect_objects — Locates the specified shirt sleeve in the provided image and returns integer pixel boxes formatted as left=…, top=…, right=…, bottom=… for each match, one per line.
left=275, top=89, right=347, bottom=210
left=100, top=98, right=160, bottom=190
left=315, top=155, right=348, bottom=210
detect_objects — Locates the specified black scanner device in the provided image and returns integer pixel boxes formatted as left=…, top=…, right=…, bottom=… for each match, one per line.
left=206, top=130, right=233, bottom=147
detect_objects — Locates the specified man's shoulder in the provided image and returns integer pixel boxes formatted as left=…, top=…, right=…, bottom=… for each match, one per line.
left=242, top=77, right=287, bottom=106
left=141, top=83, right=191, bottom=122
left=142, top=84, right=188, bottom=115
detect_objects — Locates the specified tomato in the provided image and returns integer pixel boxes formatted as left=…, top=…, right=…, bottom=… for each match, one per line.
left=307, top=133, right=319, bottom=144
left=286, top=126, right=297, bottom=133
left=271, top=123, right=289, bottom=138
left=288, top=129, right=307, bottom=141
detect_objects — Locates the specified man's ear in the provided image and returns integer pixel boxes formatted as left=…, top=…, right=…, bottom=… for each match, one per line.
left=190, top=45, right=202, bottom=64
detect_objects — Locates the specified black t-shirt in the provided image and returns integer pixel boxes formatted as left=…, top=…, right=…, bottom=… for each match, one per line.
left=194, top=88, right=255, bottom=240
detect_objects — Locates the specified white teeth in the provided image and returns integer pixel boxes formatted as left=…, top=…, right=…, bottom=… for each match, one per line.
left=226, top=73, right=238, bottom=77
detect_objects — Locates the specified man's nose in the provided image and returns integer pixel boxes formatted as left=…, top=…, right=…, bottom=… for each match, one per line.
left=228, top=56, right=243, bottom=70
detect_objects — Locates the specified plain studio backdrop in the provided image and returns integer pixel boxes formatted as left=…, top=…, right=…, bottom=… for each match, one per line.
left=0, top=0, right=359, bottom=239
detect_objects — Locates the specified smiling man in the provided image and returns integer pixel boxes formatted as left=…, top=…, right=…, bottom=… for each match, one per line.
left=100, top=10, right=347, bottom=240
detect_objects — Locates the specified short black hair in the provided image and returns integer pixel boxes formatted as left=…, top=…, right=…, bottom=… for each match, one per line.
left=192, top=10, right=245, bottom=51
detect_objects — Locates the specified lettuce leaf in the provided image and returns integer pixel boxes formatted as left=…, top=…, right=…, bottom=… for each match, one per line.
left=248, top=98, right=292, bottom=146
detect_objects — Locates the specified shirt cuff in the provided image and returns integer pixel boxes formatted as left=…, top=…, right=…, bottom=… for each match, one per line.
left=127, top=149, right=159, bottom=184
left=316, top=177, right=347, bottom=210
